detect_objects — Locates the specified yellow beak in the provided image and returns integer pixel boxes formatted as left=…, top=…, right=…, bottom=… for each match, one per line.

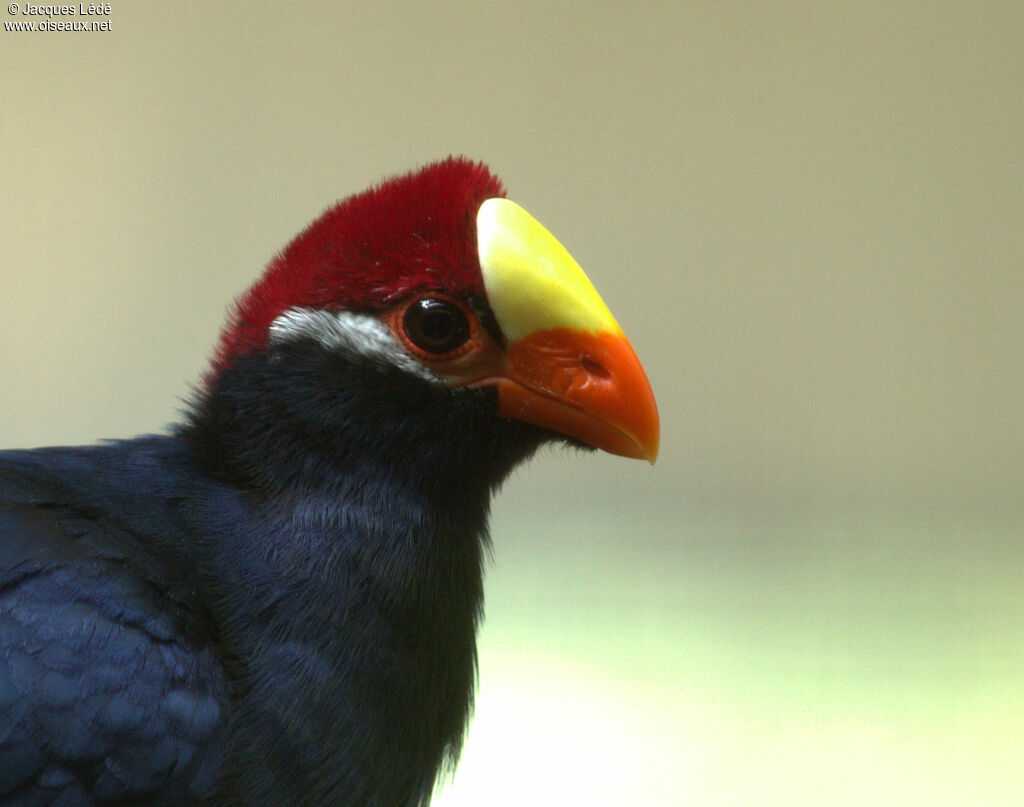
left=476, top=198, right=659, bottom=463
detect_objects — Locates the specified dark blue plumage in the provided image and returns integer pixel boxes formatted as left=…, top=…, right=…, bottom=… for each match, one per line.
left=0, top=338, right=549, bottom=806
left=0, top=441, right=229, bottom=806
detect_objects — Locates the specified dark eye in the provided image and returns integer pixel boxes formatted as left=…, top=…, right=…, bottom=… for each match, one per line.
left=402, top=298, right=471, bottom=354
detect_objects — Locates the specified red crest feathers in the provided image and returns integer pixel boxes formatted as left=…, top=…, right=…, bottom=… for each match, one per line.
left=212, top=157, right=506, bottom=373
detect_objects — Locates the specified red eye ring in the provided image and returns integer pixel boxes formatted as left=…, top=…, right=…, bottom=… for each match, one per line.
left=390, top=293, right=481, bottom=362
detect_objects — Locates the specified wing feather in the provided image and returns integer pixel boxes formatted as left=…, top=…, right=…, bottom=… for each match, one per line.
left=0, top=499, right=228, bottom=806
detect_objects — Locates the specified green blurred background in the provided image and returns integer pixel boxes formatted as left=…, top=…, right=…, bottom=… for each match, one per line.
left=1, top=3, right=1021, bottom=804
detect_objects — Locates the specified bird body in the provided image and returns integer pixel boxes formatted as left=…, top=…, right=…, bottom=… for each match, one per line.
left=0, top=158, right=658, bottom=805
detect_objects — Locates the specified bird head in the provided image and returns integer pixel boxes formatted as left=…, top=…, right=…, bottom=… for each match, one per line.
left=209, top=157, right=659, bottom=465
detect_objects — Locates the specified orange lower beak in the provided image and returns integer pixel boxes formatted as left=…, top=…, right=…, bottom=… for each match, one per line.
left=490, top=327, right=659, bottom=462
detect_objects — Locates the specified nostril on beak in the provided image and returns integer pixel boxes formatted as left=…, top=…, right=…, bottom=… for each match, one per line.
left=581, top=357, right=610, bottom=380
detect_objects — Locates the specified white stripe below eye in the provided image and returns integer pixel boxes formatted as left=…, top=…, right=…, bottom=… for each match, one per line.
left=267, top=308, right=440, bottom=384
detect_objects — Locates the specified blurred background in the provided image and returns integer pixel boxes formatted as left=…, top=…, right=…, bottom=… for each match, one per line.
left=1, top=2, right=1021, bottom=804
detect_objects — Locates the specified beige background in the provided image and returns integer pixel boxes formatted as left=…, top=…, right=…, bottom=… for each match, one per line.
left=2, top=3, right=1021, bottom=805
